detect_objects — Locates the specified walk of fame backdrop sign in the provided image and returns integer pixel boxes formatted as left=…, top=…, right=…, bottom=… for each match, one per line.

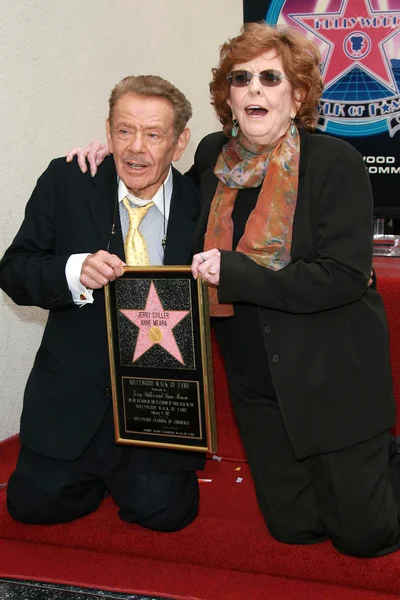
left=243, top=0, right=400, bottom=218
left=105, top=267, right=217, bottom=453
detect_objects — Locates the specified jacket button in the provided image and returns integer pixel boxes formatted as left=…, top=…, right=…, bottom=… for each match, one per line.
left=272, top=354, right=279, bottom=363
left=264, top=325, right=272, bottom=334
left=103, top=387, right=111, bottom=396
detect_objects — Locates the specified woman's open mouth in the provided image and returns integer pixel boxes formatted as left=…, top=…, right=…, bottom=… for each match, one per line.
left=245, top=105, right=268, bottom=117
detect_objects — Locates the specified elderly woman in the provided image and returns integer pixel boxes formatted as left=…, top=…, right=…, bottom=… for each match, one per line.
left=189, top=23, right=398, bottom=558
left=67, top=24, right=397, bottom=557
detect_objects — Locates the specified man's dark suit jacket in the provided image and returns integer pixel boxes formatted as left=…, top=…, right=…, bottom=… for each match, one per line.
left=188, top=129, right=395, bottom=460
left=0, top=156, right=205, bottom=471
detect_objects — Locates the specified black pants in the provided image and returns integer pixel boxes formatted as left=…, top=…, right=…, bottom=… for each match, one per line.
left=229, top=384, right=400, bottom=557
left=7, top=410, right=199, bottom=532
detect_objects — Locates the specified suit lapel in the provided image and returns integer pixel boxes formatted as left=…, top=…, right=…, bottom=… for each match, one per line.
left=164, top=168, right=198, bottom=265
left=192, top=168, right=218, bottom=254
left=88, top=156, right=124, bottom=259
left=291, top=128, right=315, bottom=260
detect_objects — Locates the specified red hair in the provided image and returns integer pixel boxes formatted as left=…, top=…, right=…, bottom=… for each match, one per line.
left=210, top=22, right=323, bottom=135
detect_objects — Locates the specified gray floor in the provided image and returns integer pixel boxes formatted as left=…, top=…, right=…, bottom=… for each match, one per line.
left=0, top=580, right=174, bottom=600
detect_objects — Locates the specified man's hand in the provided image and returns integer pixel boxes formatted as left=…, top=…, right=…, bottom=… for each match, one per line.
left=66, top=141, right=109, bottom=177
left=80, top=251, right=125, bottom=289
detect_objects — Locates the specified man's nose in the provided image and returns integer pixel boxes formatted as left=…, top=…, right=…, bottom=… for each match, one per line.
left=128, top=133, right=145, bottom=153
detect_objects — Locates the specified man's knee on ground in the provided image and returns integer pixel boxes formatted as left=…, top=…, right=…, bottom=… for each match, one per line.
left=7, top=472, right=102, bottom=525
left=119, top=492, right=199, bottom=532
left=7, top=484, right=57, bottom=525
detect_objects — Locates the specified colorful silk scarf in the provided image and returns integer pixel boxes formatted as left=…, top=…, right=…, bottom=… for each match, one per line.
left=204, top=127, right=300, bottom=317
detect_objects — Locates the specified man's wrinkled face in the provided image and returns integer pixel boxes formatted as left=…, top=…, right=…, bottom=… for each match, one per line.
left=106, top=92, right=189, bottom=200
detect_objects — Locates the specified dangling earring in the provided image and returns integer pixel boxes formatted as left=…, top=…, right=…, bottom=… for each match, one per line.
left=231, top=118, right=239, bottom=138
left=290, top=116, right=296, bottom=136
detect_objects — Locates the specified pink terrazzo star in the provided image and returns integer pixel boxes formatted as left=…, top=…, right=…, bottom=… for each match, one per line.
left=120, top=281, right=189, bottom=364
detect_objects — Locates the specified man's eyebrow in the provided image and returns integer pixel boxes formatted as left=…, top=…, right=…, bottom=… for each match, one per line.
left=114, top=119, right=167, bottom=129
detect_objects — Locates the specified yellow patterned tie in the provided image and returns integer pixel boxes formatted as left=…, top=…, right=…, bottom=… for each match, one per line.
left=123, top=197, right=155, bottom=265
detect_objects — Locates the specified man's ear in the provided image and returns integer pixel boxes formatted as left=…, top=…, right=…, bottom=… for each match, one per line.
left=172, top=128, right=191, bottom=162
left=106, top=119, right=113, bottom=153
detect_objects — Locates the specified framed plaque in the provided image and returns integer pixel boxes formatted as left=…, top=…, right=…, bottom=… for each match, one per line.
left=105, top=266, right=217, bottom=453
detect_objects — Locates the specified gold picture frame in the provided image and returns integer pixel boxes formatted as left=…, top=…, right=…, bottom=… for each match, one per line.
left=105, top=266, right=217, bottom=453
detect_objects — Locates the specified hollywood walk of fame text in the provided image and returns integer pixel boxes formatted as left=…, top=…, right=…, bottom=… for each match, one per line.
left=122, top=377, right=201, bottom=439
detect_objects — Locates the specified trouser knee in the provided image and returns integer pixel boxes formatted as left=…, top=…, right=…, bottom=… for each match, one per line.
left=332, top=529, right=400, bottom=558
left=6, top=473, right=50, bottom=524
left=118, top=471, right=200, bottom=532
left=126, top=495, right=199, bottom=532
left=7, top=468, right=102, bottom=525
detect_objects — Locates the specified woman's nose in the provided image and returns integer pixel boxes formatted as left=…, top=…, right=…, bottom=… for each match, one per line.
left=248, top=74, right=262, bottom=94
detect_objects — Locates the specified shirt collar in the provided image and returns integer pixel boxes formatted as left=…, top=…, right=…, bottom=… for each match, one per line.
left=118, top=166, right=173, bottom=218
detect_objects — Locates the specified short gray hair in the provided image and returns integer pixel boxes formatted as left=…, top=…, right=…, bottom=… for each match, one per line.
left=109, top=75, right=192, bottom=139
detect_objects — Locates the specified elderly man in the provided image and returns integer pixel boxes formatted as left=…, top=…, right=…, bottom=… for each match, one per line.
left=0, top=75, right=203, bottom=530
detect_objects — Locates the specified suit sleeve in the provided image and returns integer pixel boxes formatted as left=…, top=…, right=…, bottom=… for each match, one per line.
left=0, top=160, right=73, bottom=309
left=218, top=144, right=374, bottom=314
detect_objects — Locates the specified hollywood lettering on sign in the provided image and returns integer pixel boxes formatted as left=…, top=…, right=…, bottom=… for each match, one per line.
left=244, top=0, right=400, bottom=217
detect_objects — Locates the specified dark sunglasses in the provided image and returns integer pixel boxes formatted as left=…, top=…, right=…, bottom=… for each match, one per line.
left=227, top=69, right=289, bottom=88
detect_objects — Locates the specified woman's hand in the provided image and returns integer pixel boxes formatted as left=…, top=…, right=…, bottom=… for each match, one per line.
left=368, top=269, right=374, bottom=287
left=66, top=140, right=109, bottom=176
left=191, top=249, right=221, bottom=286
